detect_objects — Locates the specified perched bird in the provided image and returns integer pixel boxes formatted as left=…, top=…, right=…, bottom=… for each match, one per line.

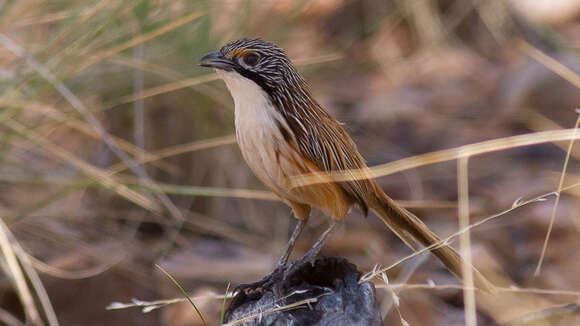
left=200, top=38, right=494, bottom=292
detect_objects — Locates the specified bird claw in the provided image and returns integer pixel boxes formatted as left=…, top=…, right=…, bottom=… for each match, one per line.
left=233, top=265, right=285, bottom=295
left=233, top=258, right=318, bottom=297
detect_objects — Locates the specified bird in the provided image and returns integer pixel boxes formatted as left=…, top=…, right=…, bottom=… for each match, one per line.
left=200, top=38, right=494, bottom=293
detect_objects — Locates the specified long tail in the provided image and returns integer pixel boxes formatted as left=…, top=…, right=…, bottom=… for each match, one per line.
left=370, top=188, right=496, bottom=294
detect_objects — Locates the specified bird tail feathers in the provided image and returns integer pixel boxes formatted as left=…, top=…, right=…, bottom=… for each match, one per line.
left=369, top=188, right=496, bottom=294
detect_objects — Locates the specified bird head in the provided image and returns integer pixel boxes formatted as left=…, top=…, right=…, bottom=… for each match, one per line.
left=200, top=38, right=303, bottom=96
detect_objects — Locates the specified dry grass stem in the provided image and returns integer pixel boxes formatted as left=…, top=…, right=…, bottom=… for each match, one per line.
left=108, top=55, right=184, bottom=80
left=0, top=218, right=44, bottom=325
left=222, top=292, right=327, bottom=326
left=375, top=283, right=580, bottom=297
left=111, top=53, right=343, bottom=108
left=520, top=41, right=580, bottom=89
left=0, top=32, right=185, bottom=226
left=113, top=74, right=220, bottom=107
left=23, top=249, right=126, bottom=280
left=292, top=128, right=580, bottom=187
left=0, top=307, right=24, bottom=326
left=107, top=135, right=236, bottom=175
left=0, top=216, right=59, bottom=326
left=2, top=118, right=161, bottom=213
left=76, top=11, right=206, bottom=72
left=535, top=112, right=580, bottom=275
left=525, top=111, right=580, bottom=161
left=0, top=101, right=178, bottom=174
left=107, top=292, right=231, bottom=313
left=458, top=157, right=477, bottom=326
left=155, top=264, right=207, bottom=326
left=360, top=182, right=580, bottom=282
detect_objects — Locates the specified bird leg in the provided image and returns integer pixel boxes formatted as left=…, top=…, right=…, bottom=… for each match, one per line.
left=234, top=218, right=307, bottom=295
left=295, top=219, right=339, bottom=265
left=277, top=220, right=340, bottom=282
left=275, top=218, right=307, bottom=268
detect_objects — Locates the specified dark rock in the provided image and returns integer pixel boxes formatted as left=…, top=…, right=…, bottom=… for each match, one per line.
left=224, top=257, right=382, bottom=326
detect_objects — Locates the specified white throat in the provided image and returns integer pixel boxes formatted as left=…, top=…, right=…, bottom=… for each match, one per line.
left=215, top=69, right=305, bottom=199
left=216, top=69, right=294, bottom=196
left=216, top=70, right=278, bottom=128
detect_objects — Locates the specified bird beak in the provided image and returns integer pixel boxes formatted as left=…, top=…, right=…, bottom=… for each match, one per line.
left=200, top=51, right=234, bottom=71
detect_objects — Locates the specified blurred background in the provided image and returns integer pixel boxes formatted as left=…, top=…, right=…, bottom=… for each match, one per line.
left=0, top=0, right=579, bottom=325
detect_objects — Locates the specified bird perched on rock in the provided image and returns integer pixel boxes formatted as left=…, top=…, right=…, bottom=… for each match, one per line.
left=200, top=38, right=494, bottom=293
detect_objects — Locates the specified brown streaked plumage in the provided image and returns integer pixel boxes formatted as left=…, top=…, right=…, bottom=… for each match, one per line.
left=200, top=38, right=495, bottom=293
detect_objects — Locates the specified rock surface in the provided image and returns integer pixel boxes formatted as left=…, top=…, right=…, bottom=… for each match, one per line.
left=224, top=257, right=382, bottom=326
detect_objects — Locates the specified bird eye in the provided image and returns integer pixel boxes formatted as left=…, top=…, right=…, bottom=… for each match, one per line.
left=243, top=53, right=259, bottom=66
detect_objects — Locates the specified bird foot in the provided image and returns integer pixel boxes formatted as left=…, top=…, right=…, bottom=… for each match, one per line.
left=281, top=257, right=314, bottom=280
left=233, top=258, right=316, bottom=297
left=233, top=265, right=285, bottom=296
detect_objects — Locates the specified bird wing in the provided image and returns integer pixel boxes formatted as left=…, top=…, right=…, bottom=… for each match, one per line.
left=289, top=113, right=375, bottom=215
